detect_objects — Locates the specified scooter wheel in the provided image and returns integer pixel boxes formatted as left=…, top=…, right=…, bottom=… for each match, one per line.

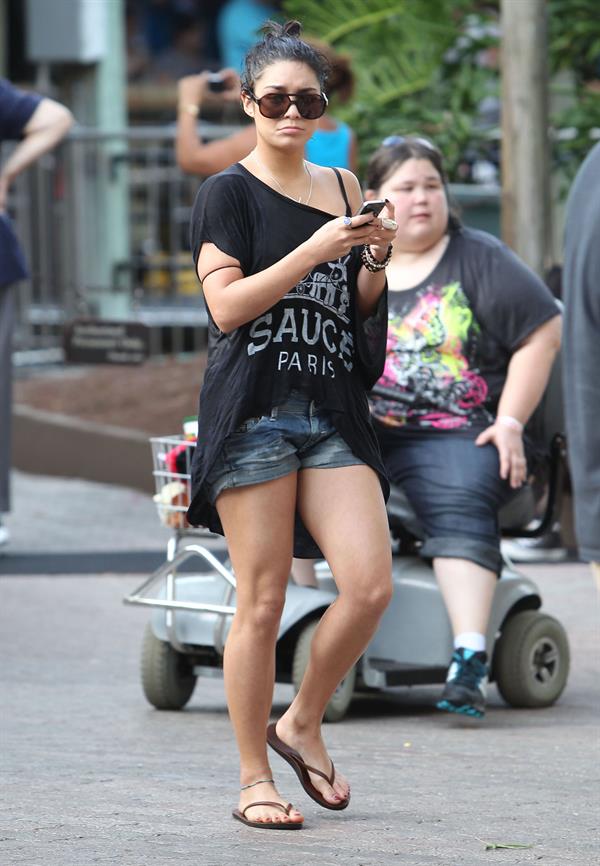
left=493, top=610, right=570, bottom=708
left=140, top=623, right=197, bottom=710
left=292, top=619, right=356, bottom=722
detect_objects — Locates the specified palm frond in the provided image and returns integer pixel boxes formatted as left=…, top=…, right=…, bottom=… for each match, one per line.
left=283, top=0, right=497, bottom=177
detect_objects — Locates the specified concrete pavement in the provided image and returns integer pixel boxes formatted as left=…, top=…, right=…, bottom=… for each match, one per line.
left=1, top=470, right=598, bottom=865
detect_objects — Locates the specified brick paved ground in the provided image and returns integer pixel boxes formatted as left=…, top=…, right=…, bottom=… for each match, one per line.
left=1, top=472, right=598, bottom=866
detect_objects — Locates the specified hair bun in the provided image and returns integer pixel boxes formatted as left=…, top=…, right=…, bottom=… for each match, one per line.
left=283, top=20, right=302, bottom=38
left=260, top=19, right=303, bottom=41
left=243, top=19, right=327, bottom=92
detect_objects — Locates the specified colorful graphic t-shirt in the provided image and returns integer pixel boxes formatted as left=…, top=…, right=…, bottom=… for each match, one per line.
left=370, top=227, right=559, bottom=432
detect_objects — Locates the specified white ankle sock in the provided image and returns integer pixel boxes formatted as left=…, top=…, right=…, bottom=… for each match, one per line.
left=454, top=632, right=486, bottom=652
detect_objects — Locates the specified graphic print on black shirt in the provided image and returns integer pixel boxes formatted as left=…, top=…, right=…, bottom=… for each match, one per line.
left=246, top=253, right=354, bottom=380
left=372, top=280, right=489, bottom=430
left=370, top=226, right=560, bottom=433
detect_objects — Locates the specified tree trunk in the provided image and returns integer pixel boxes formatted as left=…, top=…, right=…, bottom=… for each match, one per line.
left=500, top=0, right=550, bottom=276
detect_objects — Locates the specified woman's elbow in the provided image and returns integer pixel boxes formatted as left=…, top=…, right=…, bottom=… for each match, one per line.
left=545, top=314, right=563, bottom=354
left=206, top=300, right=237, bottom=334
left=59, top=107, right=75, bottom=134
left=526, top=314, right=562, bottom=356
left=45, top=102, right=74, bottom=139
left=177, top=148, right=221, bottom=177
left=176, top=149, right=197, bottom=175
left=48, top=105, right=74, bottom=142
left=212, top=314, right=236, bottom=334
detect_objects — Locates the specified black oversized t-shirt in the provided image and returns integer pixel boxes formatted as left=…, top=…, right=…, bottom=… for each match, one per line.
left=187, top=163, right=388, bottom=555
left=370, top=227, right=559, bottom=433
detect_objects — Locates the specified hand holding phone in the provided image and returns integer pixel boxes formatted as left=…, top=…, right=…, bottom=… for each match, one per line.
left=355, top=199, right=387, bottom=218
left=357, top=199, right=397, bottom=232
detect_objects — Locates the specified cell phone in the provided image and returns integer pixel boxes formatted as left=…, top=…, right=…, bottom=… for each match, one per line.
left=207, top=72, right=226, bottom=93
left=356, top=199, right=386, bottom=217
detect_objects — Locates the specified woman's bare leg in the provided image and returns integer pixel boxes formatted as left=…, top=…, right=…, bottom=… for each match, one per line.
left=216, top=473, right=303, bottom=825
left=275, top=464, right=393, bottom=805
left=290, top=557, right=318, bottom=587
left=433, top=558, right=496, bottom=637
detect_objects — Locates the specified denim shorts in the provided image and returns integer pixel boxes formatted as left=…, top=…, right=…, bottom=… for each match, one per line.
left=205, top=390, right=365, bottom=504
left=376, top=422, right=516, bottom=575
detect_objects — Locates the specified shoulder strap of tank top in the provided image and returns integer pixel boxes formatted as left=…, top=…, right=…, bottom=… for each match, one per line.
left=331, top=167, right=352, bottom=217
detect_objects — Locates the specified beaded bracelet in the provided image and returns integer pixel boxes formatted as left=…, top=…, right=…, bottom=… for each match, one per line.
left=361, top=243, right=393, bottom=272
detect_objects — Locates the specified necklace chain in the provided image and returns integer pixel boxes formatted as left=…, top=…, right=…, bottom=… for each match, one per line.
left=252, top=151, right=313, bottom=205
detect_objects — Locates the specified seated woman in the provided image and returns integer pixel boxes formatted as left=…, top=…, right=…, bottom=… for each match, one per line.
left=364, top=136, right=562, bottom=719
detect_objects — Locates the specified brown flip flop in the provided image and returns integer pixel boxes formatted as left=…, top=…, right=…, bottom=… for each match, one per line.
left=232, top=800, right=303, bottom=830
left=266, top=723, right=350, bottom=811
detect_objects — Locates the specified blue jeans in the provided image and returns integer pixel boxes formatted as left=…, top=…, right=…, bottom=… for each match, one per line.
left=206, top=389, right=364, bottom=504
left=375, top=422, right=515, bottom=574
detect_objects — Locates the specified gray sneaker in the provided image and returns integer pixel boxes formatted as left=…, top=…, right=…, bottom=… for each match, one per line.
left=501, top=530, right=568, bottom=563
left=437, top=649, right=488, bottom=718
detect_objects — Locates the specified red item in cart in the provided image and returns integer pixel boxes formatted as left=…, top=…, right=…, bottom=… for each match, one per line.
left=165, top=442, right=190, bottom=475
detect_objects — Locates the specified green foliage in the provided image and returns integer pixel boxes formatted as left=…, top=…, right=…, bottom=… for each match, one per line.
left=551, top=91, right=600, bottom=188
left=550, top=0, right=600, bottom=81
left=283, top=0, right=600, bottom=182
left=283, top=0, right=500, bottom=179
left=549, top=0, right=600, bottom=180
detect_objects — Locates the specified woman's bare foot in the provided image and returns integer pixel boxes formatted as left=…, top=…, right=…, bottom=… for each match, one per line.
left=239, top=780, right=304, bottom=826
left=274, top=716, right=350, bottom=806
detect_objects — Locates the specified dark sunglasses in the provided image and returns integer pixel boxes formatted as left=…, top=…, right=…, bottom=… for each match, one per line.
left=245, top=90, right=328, bottom=120
left=382, top=134, right=439, bottom=152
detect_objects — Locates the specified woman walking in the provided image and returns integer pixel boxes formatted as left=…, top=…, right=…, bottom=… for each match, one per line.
left=187, top=21, right=396, bottom=829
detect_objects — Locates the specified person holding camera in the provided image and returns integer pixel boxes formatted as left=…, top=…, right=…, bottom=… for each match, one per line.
left=176, top=67, right=256, bottom=176
left=186, top=21, right=396, bottom=829
left=176, top=42, right=357, bottom=176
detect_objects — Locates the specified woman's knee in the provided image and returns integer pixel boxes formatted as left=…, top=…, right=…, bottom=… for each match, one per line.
left=370, top=575, right=394, bottom=614
left=235, top=585, right=287, bottom=635
left=341, top=567, right=393, bottom=617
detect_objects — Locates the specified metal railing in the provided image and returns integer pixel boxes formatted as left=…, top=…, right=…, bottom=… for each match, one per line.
left=5, top=122, right=509, bottom=364
left=4, top=122, right=242, bottom=363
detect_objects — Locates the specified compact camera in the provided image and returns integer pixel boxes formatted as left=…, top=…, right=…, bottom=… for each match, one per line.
left=206, top=72, right=226, bottom=93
